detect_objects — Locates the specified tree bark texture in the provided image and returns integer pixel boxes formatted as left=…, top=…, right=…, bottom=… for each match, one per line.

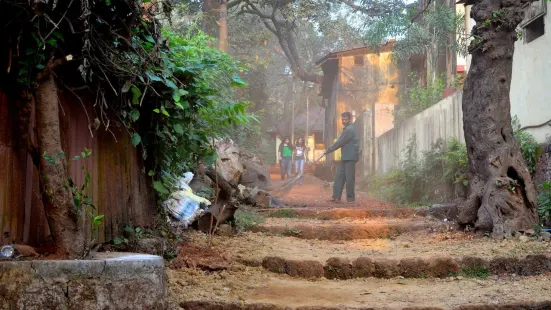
left=36, top=73, right=85, bottom=258
left=218, top=0, right=228, bottom=52
left=202, top=0, right=219, bottom=38
left=458, top=0, right=538, bottom=238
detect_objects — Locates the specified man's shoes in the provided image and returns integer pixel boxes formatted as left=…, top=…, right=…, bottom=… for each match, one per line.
left=327, top=198, right=341, bottom=203
left=347, top=200, right=355, bottom=205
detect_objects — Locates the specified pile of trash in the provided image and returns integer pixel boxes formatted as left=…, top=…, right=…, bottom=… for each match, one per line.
left=163, top=139, right=277, bottom=232
left=163, top=172, right=212, bottom=228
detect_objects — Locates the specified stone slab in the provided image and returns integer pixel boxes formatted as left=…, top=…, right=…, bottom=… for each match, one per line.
left=0, top=252, right=167, bottom=310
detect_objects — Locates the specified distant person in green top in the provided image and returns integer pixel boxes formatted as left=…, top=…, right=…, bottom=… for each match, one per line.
left=278, top=137, right=293, bottom=180
left=324, top=112, right=360, bottom=204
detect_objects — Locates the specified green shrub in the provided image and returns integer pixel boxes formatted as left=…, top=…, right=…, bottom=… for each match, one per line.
left=269, top=209, right=297, bottom=218
left=537, top=181, right=551, bottom=224
left=394, top=73, right=447, bottom=123
left=439, top=137, right=469, bottom=186
left=457, top=266, right=490, bottom=279
left=512, top=116, right=539, bottom=175
left=370, top=117, right=540, bottom=206
left=368, top=136, right=467, bottom=205
left=234, top=209, right=265, bottom=231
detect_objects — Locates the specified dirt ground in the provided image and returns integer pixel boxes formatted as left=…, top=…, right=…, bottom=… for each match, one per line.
left=271, top=174, right=393, bottom=209
left=168, top=174, right=551, bottom=308
left=168, top=266, right=551, bottom=309
left=198, top=231, right=551, bottom=263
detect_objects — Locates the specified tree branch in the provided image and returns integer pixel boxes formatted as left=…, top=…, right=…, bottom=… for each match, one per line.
left=35, top=55, right=72, bottom=82
left=337, top=0, right=400, bottom=16
left=409, top=0, right=433, bottom=23
left=239, top=0, right=322, bottom=84
left=227, top=0, right=243, bottom=9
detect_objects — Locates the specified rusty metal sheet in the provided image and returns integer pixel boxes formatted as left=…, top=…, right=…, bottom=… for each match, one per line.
left=0, top=89, right=156, bottom=246
left=0, top=91, right=27, bottom=245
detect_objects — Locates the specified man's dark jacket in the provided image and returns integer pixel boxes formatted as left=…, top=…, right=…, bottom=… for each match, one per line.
left=327, top=124, right=359, bottom=161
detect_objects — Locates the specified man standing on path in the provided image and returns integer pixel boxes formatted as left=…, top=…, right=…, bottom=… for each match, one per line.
left=324, top=112, right=359, bottom=204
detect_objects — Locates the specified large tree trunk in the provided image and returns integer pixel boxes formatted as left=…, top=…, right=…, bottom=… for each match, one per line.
left=36, top=73, right=85, bottom=258
left=458, top=0, right=538, bottom=238
left=202, top=0, right=219, bottom=38
left=218, top=0, right=228, bottom=52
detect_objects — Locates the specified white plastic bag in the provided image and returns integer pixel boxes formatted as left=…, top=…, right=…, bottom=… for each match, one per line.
left=163, top=172, right=212, bottom=227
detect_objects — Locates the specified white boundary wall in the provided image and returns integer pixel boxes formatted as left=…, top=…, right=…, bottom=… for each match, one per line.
left=376, top=90, right=464, bottom=174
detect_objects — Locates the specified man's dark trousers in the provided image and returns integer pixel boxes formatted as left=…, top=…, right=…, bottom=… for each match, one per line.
left=332, top=160, right=356, bottom=202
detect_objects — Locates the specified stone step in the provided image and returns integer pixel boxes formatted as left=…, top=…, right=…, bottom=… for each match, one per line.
left=213, top=231, right=551, bottom=268
left=168, top=266, right=551, bottom=309
left=262, top=207, right=429, bottom=220
left=252, top=254, right=551, bottom=280
left=179, top=300, right=551, bottom=310
left=249, top=218, right=452, bottom=241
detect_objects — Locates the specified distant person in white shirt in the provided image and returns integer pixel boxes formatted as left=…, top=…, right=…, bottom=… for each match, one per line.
left=294, top=137, right=309, bottom=185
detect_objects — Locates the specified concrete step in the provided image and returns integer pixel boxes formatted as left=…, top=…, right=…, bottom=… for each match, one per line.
left=249, top=218, right=452, bottom=240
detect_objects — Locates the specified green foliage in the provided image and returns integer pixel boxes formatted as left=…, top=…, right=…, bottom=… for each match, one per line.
left=285, top=229, right=303, bottom=237
left=537, top=181, right=551, bottom=224
left=113, top=236, right=128, bottom=246
left=363, top=3, right=468, bottom=74
left=368, top=135, right=468, bottom=205
left=512, top=116, right=539, bottom=175
left=5, top=0, right=257, bottom=202
left=269, top=209, right=297, bottom=218
left=395, top=73, right=447, bottom=123
left=133, top=30, right=259, bottom=199
left=370, top=118, right=540, bottom=206
left=234, top=209, right=265, bottom=231
left=196, top=186, right=216, bottom=201
left=124, top=225, right=145, bottom=238
left=439, top=137, right=469, bottom=187
left=457, top=266, right=490, bottom=279
left=42, top=148, right=103, bottom=234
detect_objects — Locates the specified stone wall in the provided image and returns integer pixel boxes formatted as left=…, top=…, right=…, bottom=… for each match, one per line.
left=0, top=253, right=167, bottom=310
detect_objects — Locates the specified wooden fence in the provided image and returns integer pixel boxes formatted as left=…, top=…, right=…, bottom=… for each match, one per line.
left=0, top=90, right=157, bottom=246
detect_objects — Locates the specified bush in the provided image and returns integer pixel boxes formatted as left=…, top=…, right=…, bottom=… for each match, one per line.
left=394, top=73, right=447, bottom=123
left=537, top=181, right=551, bottom=224
left=234, top=209, right=265, bottom=231
left=439, top=137, right=469, bottom=186
left=370, top=117, right=540, bottom=206
left=369, top=136, right=468, bottom=205
left=512, top=116, right=539, bottom=175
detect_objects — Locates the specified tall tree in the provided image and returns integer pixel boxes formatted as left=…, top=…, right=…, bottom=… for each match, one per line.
left=457, top=0, right=538, bottom=237
left=229, top=0, right=402, bottom=83
left=361, top=0, right=467, bottom=84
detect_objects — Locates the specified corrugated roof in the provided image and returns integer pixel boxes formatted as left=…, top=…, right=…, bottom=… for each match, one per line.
left=315, top=40, right=396, bottom=67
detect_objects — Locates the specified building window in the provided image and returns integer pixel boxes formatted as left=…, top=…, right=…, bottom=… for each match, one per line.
left=525, top=16, right=545, bottom=43
left=354, top=55, right=364, bottom=66
left=520, top=0, right=547, bottom=43
left=314, top=131, right=323, bottom=145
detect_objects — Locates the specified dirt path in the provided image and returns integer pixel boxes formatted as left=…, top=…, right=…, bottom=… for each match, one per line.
left=271, top=174, right=392, bottom=209
left=168, top=174, right=551, bottom=309
left=169, top=267, right=551, bottom=309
